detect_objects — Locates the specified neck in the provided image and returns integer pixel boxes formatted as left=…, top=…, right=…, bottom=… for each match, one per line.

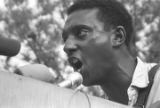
left=101, top=81, right=129, bottom=104
left=101, top=68, right=132, bottom=104
left=101, top=47, right=137, bottom=105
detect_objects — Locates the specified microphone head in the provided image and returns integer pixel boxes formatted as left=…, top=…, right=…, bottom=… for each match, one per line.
left=58, top=72, right=83, bottom=88
left=68, top=72, right=83, bottom=87
left=0, top=36, right=21, bottom=56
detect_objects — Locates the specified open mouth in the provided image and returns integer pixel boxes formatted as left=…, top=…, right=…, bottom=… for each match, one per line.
left=68, top=57, right=82, bottom=71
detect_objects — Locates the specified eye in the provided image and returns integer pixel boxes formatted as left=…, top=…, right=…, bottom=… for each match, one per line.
left=76, top=29, right=89, bottom=40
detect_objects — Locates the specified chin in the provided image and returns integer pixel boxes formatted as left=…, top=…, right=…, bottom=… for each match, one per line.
left=82, top=81, right=92, bottom=86
left=81, top=75, right=92, bottom=86
left=82, top=76, right=104, bottom=86
left=82, top=78, right=98, bottom=86
left=81, top=69, right=96, bottom=86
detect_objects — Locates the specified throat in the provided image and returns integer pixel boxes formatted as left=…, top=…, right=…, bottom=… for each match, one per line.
left=101, top=79, right=130, bottom=105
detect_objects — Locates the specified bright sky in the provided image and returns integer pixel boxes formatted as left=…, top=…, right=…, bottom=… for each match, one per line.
left=0, top=0, right=7, bottom=11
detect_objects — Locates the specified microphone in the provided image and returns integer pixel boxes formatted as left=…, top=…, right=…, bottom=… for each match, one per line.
left=58, top=72, right=83, bottom=88
left=0, top=36, right=21, bottom=56
left=15, top=64, right=55, bottom=83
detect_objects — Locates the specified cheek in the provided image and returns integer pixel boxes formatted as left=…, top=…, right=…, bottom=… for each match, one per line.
left=82, top=44, right=113, bottom=63
left=79, top=34, right=112, bottom=59
left=80, top=45, right=114, bottom=80
left=94, top=35, right=110, bottom=44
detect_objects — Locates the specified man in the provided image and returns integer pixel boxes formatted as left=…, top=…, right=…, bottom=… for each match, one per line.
left=62, top=0, right=160, bottom=107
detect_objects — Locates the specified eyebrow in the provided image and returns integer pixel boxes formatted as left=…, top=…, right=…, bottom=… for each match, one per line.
left=64, top=24, right=93, bottom=33
left=72, top=25, right=93, bottom=31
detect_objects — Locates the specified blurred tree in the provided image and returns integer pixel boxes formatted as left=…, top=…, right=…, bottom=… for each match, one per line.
left=0, top=0, right=70, bottom=82
left=128, top=0, right=160, bottom=63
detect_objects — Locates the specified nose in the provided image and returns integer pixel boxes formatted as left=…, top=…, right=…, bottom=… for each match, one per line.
left=63, top=36, right=77, bottom=56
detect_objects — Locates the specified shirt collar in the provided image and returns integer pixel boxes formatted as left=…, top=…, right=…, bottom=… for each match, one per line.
left=127, top=57, right=156, bottom=106
left=130, top=57, right=156, bottom=88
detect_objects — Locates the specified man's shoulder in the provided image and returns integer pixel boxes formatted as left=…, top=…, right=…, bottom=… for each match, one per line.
left=152, top=64, right=160, bottom=84
left=149, top=64, right=160, bottom=80
left=146, top=64, right=160, bottom=108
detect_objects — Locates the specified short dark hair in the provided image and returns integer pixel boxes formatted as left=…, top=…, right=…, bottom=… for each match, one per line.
left=67, top=0, right=134, bottom=47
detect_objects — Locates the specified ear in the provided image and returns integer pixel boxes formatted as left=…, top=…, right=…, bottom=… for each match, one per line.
left=111, top=26, right=126, bottom=47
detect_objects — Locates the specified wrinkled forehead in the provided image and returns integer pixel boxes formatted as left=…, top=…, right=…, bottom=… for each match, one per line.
left=64, top=9, right=104, bottom=31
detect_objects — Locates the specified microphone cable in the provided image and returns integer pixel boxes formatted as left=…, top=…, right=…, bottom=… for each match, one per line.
left=67, top=86, right=91, bottom=108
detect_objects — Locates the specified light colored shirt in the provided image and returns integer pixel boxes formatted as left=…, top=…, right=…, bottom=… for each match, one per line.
left=127, top=57, right=156, bottom=106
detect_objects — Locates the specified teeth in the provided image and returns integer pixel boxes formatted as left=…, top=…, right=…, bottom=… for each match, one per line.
left=72, top=58, right=79, bottom=64
left=69, top=57, right=78, bottom=64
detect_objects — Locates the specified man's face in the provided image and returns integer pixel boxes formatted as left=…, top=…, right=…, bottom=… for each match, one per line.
left=62, top=9, right=116, bottom=86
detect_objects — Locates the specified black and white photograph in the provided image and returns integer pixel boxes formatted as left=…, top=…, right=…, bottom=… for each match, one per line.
left=0, top=0, right=160, bottom=108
